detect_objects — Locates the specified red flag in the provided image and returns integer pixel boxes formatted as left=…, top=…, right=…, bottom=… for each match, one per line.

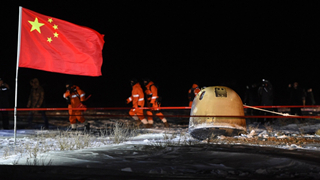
left=19, top=7, right=105, bottom=76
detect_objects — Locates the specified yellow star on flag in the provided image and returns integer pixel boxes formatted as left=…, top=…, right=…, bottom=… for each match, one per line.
left=47, top=37, right=53, bottom=43
left=53, top=24, right=58, bottom=30
left=28, top=17, right=45, bottom=33
left=53, top=32, right=59, bottom=38
left=48, top=18, right=53, bottom=23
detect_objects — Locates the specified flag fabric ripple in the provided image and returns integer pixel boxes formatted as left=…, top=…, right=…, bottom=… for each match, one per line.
left=19, top=7, right=105, bottom=76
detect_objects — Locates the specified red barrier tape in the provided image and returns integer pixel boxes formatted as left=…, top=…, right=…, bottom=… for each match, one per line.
left=1, top=106, right=320, bottom=119
left=1, top=105, right=320, bottom=111
left=14, top=114, right=320, bottom=119
left=243, top=105, right=320, bottom=108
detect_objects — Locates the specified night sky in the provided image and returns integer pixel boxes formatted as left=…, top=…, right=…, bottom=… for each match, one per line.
left=1, top=1, right=319, bottom=108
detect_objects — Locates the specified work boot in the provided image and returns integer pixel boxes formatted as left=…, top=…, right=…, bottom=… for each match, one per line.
left=71, top=124, right=77, bottom=131
left=164, top=122, right=169, bottom=128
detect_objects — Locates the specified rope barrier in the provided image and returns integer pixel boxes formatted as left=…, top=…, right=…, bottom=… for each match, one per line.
left=2, top=105, right=320, bottom=119
left=243, top=105, right=293, bottom=117
left=1, top=105, right=319, bottom=111
left=10, top=113, right=320, bottom=119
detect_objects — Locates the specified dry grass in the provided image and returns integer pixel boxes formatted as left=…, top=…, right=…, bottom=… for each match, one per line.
left=2, top=120, right=320, bottom=166
left=109, top=121, right=139, bottom=144
left=264, top=122, right=274, bottom=135
left=248, top=123, right=260, bottom=132
left=1, top=121, right=140, bottom=165
left=209, top=135, right=320, bottom=148
left=205, top=122, right=320, bottom=148
left=147, top=130, right=199, bottom=150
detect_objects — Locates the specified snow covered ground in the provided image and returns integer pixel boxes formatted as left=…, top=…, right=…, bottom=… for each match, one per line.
left=1, top=110, right=320, bottom=179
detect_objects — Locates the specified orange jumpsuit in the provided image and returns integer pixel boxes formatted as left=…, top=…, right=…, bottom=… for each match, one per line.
left=127, top=82, right=145, bottom=121
left=63, top=85, right=86, bottom=124
left=188, top=84, right=200, bottom=107
left=145, top=81, right=167, bottom=124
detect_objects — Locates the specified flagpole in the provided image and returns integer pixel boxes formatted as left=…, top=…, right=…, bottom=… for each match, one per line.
left=14, top=6, right=22, bottom=144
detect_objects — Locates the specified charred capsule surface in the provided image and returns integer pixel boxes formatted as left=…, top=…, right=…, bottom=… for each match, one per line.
left=188, top=86, right=246, bottom=140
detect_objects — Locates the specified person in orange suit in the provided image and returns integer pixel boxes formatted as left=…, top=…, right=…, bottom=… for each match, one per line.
left=63, top=82, right=89, bottom=131
left=127, top=78, right=148, bottom=127
left=143, top=78, right=169, bottom=128
left=188, top=83, right=200, bottom=107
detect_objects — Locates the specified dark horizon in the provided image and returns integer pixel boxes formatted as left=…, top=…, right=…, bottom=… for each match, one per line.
left=2, top=1, right=319, bottom=108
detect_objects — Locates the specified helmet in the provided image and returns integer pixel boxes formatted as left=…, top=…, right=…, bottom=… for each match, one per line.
left=142, top=78, right=150, bottom=85
left=65, top=81, right=74, bottom=91
left=130, top=78, right=138, bottom=86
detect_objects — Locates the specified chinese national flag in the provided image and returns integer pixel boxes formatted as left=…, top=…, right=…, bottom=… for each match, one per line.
left=19, top=7, right=105, bottom=76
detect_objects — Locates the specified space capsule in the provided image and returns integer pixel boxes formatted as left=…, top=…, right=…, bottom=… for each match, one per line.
left=188, top=86, right=246, bottom=140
